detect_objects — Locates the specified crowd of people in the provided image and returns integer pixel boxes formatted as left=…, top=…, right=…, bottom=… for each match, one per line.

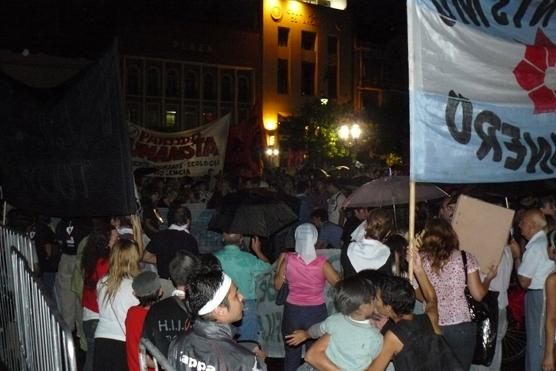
left=4, top=168, right=556, bottom=371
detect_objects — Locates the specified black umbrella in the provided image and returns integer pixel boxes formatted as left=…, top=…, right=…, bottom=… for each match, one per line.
left=208, top=189, right=298, bottom=237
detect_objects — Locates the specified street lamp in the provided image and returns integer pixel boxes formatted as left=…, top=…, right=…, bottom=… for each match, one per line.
left=339, top=123, right=362, bottom=141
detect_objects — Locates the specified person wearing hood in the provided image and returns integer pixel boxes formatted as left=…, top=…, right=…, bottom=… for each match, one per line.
left=343, top=209, right=394, bottom=278
left=274, top=223, right=340, bottom=370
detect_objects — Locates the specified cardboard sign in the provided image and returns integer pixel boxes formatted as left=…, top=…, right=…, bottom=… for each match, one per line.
left=452, top=195, right=515, bottom=273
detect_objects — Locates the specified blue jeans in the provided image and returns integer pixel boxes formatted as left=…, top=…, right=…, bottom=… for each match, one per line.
left=525, top=290, right=544, bottom=371
left=281, top=303, right=327, bottom=371
left=441, top=321, right=477, bottom=370
left=82, top=319, right=99, bottom=371
left=235, top=299, right=259, bottom=342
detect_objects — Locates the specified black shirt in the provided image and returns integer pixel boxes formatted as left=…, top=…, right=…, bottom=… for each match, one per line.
left=146, top=229, right=199, bottom=279
left=142, top=296, right=192, bottom=357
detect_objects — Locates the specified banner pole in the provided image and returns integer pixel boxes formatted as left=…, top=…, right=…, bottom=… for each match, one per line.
left=408, top=181, right=416, bottom=279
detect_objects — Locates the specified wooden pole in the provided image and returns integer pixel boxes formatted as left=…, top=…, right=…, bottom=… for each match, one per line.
left=408, top=181, right=416, bottom=278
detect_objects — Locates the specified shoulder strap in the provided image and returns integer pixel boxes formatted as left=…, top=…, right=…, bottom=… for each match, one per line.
left=460, top=251, right=468, bottom=285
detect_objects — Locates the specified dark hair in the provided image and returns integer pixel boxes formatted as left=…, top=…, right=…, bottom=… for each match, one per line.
left=185, top=268, right=228, bottom=320
left=137, top=290, right=162, bottom=307
left=310, top=208, right=329, bottom=222
left=380, top=276, right=416, bottom=315
left=81, top=226, right=112, bottom=289
left=333, top=274, right=376, bottom=315
left=171, top=205, right=192, bottom=226
left=357, top=270, right=388, bottom=292
left=420, top=218, right=459, bottom=272
left=169, top=251, right=200, bottom=287
left=384, top=234, right=409, bottom=275
left=296, top=180, right=309, bottom=194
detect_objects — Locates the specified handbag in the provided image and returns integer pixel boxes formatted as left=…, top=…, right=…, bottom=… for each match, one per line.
left=275, top=255, right=289, bottom=305
left=461, top=251, right=499, bottom=366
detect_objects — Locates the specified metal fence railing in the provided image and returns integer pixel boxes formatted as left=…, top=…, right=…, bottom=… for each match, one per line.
left=139, top=337, right=176, bottom=371
left=0, top=226, right=77, bottom=371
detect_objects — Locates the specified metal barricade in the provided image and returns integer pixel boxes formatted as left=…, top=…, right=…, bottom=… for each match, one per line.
left=0, top=226, right=76, bottom=371
left=139, top=337, right=176, bottom=371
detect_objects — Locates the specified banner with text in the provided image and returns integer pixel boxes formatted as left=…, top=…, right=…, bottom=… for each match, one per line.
left=129, top=114, right=230, bottom=177
left=408, top=0, right=556, bottom=183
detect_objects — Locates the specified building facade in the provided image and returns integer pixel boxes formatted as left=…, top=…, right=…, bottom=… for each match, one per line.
left=260, top=0, right=353, bottom=154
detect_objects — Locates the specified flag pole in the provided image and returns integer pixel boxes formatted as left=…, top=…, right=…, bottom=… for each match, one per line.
left=408, top=181, right=416, bottom=279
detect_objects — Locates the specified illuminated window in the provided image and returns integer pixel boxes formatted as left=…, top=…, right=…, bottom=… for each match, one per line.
left=301, top=31, right=316, bottom=51
left=277, top=59, right=289, bottom=94
left=165, top=108, right=177, bottom=127
left=301, top=62, right=315, bottom=96
left=278, top=27, right=289, bottom=47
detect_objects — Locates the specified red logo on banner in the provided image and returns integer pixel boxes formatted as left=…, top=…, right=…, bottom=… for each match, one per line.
left=513, top=29, right=556, bottom=114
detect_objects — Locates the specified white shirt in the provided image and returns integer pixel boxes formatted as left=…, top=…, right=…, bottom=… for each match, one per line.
left=327, top=191, right=346, bottom=225
left=519, top=230, right=555, bottom=289
left=94, top=276, right=139, bottom=341
left=481, top=245, right=513, bottom=309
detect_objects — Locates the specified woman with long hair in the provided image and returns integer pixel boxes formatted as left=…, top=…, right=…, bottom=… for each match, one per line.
left=94, top=239, right=142, bottom=371
left=80, top=225, right=117, bottom=371
left=419, top=218, right=496, bottom=370
left=274, top=223, right=340, bottom=370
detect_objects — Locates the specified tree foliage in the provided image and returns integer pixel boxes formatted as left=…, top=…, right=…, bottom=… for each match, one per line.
left=280, top=99, right=374, bottom=167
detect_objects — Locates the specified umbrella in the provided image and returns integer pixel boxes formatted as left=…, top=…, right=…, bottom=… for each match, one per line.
left=208, top=189, right=298, bottom=237
left=342, top=176, right=448, bottom=208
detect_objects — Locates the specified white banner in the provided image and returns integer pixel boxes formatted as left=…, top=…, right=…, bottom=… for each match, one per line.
left=409, top=1, right=556, bottom=183
left=129, top=114, right=230, bottom=177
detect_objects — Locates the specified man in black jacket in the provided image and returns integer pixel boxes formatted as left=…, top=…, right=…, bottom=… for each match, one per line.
left=168, top=269, right=266, bottom=371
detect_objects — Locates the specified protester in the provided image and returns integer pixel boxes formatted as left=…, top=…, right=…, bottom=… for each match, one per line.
left=142, top=187, right=162, bottom=238
left=143, top=205, right=199, bottom=298
left=470, top=240, right=514, bottom=371
left=296, top=180, right=315, bottom=223
left=55, top=217, right=93, bottom=333
left=168, top=269, right=267, bottom=371
left=367, top=251, right=465, bottom=371
left=94, top=239, right=141, bottom=371
left=513, top=209, right=555, bottom=371
left=141, top=251, right=205, bottom=356
left=324, top=178, right=346, bottom=226
left=274, top=223, right=340, bottom=370
left=286, top=273, right=383, bottom=370
left=126, top=271, right=162, bottom=371
left=344, top=208, right=394, bottom=278
left=419, top=218, right=496, bottom=370
left=311, top=208, right=343, bottom=249
left=543, top=229, right=556, bottom=371
left=214, top=233, right=270, bottom=341
left=80, top=226, right=117, bottom=371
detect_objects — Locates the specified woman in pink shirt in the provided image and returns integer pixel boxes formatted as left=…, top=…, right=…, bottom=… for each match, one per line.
left=274, top=223, right=340, bottom=370
left=419, top=218, right=496, bottom=370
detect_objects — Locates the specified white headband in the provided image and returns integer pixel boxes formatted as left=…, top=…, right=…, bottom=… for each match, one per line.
left=198, top=273, right=232, bottom=316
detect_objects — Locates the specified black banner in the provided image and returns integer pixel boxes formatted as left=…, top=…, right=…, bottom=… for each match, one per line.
left=0, top=43, right=136, bottom=217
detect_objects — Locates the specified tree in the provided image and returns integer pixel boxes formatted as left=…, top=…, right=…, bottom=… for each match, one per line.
left=280, top=99, right=372, bottom=167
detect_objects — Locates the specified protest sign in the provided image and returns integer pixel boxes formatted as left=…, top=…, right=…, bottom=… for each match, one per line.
left=452, top=195, right=515, bottom=273
left=408, top=0, right=556, bottom=182
left=256, top=249, right=341, bottom=358
left=129, top=114, right=230, bottom=178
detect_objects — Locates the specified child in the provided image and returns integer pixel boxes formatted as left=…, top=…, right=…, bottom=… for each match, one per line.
left=126, top=271, right=163, bottom=371
left=367, top=252, right=463, bottom=371
left=285, top=273, right=383, bottom=370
